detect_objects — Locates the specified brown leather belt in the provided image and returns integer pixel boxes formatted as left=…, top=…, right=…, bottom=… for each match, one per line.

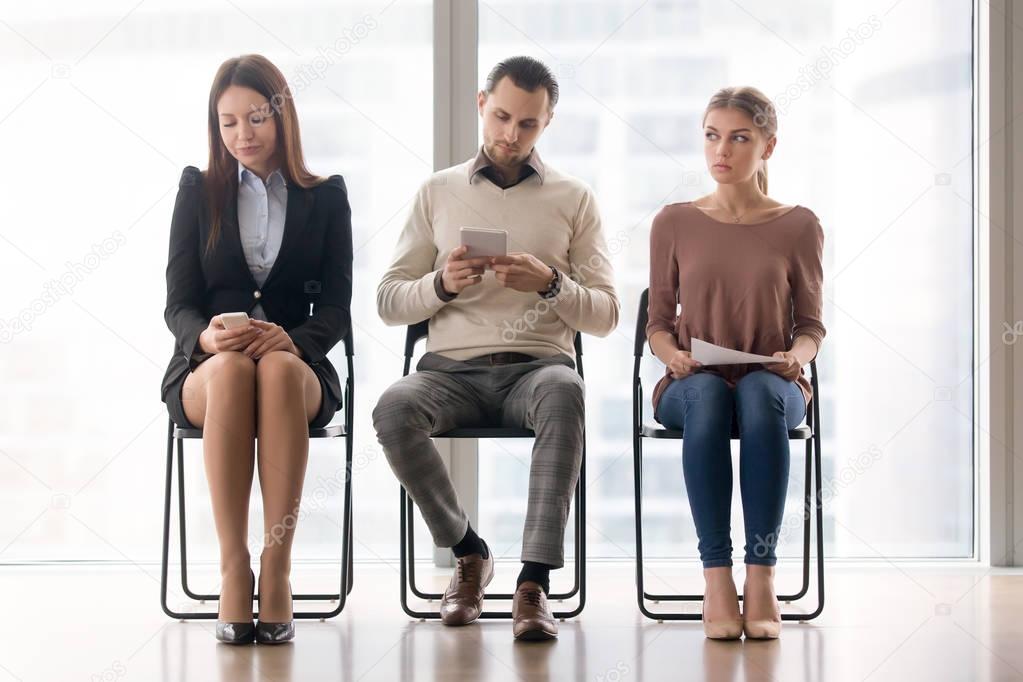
left=465, top=352, right=538, bottom=366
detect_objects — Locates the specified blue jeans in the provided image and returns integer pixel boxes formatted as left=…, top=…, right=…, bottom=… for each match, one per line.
left=654, top=370, right=806, bottom=568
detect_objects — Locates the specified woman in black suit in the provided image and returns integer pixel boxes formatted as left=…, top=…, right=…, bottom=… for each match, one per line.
left=161, top=54, right=352, bottom=644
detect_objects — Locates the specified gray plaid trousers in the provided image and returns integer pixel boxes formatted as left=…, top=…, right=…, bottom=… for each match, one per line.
left=372, top=352, right=584, bottom=567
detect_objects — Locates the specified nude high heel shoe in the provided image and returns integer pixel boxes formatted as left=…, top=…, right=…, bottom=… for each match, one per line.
left=701, top=601, right=743, bottom=640
left=742, top=572, right=782, bottom=639
left=742, top=615, right=782, bottom=640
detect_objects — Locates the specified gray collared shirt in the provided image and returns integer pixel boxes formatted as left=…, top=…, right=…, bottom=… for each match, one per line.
left=237, top=163, right=287, bottom=320
left=468, top=145, right=546, bottom=188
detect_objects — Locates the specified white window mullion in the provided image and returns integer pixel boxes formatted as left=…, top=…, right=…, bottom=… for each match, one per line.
left=431, top=0, right=479, bottom=568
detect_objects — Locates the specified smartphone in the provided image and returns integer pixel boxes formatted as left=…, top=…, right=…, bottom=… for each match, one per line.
left=221, top=312, right=250, bottom=330
left=460, top=226, right=508, bottom=260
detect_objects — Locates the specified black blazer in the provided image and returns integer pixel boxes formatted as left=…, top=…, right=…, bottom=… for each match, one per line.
left=161, top=166, right=353, bottom=413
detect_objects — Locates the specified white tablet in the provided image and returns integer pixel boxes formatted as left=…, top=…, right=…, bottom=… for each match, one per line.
left=460, top=226, right=507, bottom=260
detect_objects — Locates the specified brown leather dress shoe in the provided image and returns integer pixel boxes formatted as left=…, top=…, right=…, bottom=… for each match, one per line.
left=512, top=582, right=558, bottom=641
left=439, top=549, right=494, bottom=626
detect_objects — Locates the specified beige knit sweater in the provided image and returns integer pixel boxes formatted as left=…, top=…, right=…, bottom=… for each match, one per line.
left=377, top=157, right=620, bottom=359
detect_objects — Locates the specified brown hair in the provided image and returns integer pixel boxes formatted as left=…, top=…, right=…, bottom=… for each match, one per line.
left=702, top=86, right=777, bottom=194
left=484, top=55, right=559, bottom=111
left=204, top=54, right=322, bottom=254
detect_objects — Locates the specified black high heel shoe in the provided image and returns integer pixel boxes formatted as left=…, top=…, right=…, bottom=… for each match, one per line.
left=255, top=578, right=295, bottom=644
left=216, top=569, right=256, bottom=645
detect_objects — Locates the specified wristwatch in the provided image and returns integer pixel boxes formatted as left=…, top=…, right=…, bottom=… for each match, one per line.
left=539, top=266, right=561, bottom=299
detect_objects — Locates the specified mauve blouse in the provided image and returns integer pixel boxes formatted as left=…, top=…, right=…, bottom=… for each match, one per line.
left=645, top=202, right=826, bottom=417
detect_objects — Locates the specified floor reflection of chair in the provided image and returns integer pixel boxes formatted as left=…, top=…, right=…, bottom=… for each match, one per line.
left=159, top=598, right=354, bottom=682
left=397, top=617, right=580, bottom=681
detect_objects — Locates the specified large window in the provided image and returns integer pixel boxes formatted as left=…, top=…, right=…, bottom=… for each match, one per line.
left=0, top=0, right=432, bottom=566
left=0, top=0, right=974, bottom=569
left=477, top=0, right=975, bottom=560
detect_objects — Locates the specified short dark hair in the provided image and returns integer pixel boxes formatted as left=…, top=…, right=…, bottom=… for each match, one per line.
left=483, top=56, right=559, bottom=110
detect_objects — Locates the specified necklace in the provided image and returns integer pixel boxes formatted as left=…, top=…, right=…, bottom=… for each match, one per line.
left=714, top=201, right=746, bottom=223
left=711, top=193, right=762, bottom=223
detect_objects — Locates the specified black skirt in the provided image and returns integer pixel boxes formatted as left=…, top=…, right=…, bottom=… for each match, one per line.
left=164, top=359, right=340, bottom=430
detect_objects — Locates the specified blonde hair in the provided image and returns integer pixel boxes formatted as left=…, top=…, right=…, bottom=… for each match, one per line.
left=702, top=86, right=777, bottom=195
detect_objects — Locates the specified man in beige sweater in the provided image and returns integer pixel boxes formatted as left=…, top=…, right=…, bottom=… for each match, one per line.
left=373, top=56, right=618, bottom=640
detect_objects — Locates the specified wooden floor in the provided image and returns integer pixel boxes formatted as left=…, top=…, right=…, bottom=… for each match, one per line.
left=2, top=560, right=1022, bottom=681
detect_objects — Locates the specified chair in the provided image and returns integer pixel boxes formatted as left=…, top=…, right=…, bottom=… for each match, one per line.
left=160, top=329, right=355, bottom=620
left=632, top=288, right=825, bottom=622
left=398, top=320, right=586, bottom=619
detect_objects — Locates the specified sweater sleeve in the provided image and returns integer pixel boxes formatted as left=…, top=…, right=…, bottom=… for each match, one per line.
left=376, top=183, right=450, bottom=325
left=790, top=217, right=826, bottom=358
left=645, top=206, right=679, bottom=344
left=549, top=187, right=620, bottom=336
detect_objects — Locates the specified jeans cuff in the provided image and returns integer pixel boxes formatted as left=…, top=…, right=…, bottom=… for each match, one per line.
left=744, top=557, right=778, bottom=567
left=701, top=558, right=734, bottom=569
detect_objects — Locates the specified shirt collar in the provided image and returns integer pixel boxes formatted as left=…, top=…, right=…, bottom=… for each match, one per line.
left=468, top=145, right=546, bottom=186
left=238, top=163, right=286, bottom=188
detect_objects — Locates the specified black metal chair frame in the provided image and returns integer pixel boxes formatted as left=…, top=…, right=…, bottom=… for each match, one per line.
left=160, top=330, right=355, bottom=621
left=632, top=288, right=825, bottom=622
left=398, top=320, right=586, bottom=619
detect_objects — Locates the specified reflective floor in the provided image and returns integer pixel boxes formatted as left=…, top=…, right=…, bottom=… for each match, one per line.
left=2, top=560, right=1022, bottom=681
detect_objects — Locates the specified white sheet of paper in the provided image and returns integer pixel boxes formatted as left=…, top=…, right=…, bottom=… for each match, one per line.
left=690, top=338, right=783, bottom=365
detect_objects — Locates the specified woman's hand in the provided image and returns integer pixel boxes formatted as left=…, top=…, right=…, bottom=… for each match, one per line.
left=767, top=350, right=802, bottom=381
left=198, top=314, right=263, bottom=354
left=241, top=319, right=299, bottom=360
left=668, top=349, right=702, bottom=379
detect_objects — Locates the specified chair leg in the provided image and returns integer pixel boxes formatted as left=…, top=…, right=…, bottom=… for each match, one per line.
left=398, top=485, right=425, bottom=619
left=404, top=488, right=435, bottom=602
left=403, top=478, right=585, bottom=603
left=635, top=431, right=826, bottom=621
left=296, top=432, right=354, bottom=619
left=345, top=425, right=355, bottom=597
left=176, top=439, right=218, bottom=602
left=639, top=439, right=813, bottom=603
left=801, top=425, right=826, bottom=622
left=346, top=467, right=355, bottom=596
left=633, top=435, right=676, bottom=619
left=161, top=425, right=353, bottom=620
left=399, top=455, right=588, bottom=619
left=161, top=420, right=195, bottom=620
left=783, top=440, right=815, bottom=604
left=563, top=446, right=586, bottom=618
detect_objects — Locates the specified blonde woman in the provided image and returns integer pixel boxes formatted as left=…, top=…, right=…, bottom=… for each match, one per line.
left=646, top=87, right=825, bottom=640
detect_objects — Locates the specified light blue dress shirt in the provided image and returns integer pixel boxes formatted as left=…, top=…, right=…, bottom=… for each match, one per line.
left=237, top=163, right=287, bottom=321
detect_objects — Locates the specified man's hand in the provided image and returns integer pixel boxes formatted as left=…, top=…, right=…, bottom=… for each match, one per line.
left=490, top=253, right=555, bottom=293
left=441, top=246, right=490, bottom=295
